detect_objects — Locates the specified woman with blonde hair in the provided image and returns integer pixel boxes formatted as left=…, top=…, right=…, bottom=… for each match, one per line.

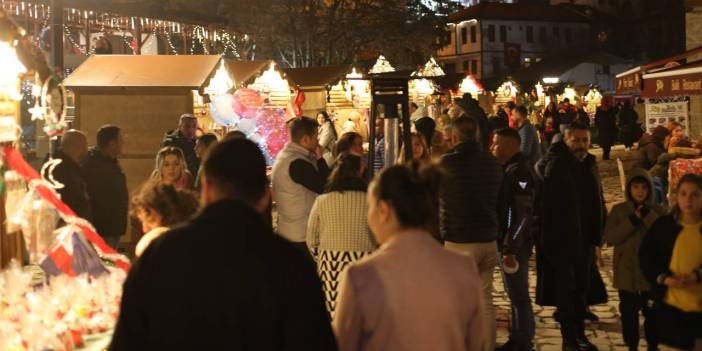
left=152, top=146, right=194, bottom=190
left=397, top=132, right=430, bottom=164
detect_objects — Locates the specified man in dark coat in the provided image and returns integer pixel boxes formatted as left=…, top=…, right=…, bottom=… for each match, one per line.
left=81, top=125, right=128, bottom=249
left=617, top=100, right=638, bottom=150
left=46, top=130, right=92, bottom=221
left=594, top=102, right=617, bottom=160
left=162, top=113, right=199, bottom=176
left=492, top=128, right=538, bottom=351
left=535, top=122, right=604, bottom=351
left=110, top=138, right=336, bottom=351
left=440, top=116, right=503, bottom=351
left=460, top=93, right=490, bottom=150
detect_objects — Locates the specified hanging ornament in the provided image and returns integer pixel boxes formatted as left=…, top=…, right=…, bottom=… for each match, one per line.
left=209, top=94, right=239, bottom=127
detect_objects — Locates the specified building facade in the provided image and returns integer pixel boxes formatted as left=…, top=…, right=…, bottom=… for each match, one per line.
left=437, top=3, right=592, bottom=79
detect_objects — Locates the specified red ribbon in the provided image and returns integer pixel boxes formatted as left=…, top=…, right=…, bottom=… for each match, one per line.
left=3, top=146, right=130, bottom=272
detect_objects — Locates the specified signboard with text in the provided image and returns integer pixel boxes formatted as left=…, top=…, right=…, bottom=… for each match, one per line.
left=616, top=72, right=642, bottom=95
left=643, top=72, right=702, bottom=97
left=644, top=101, right=689, bottom=134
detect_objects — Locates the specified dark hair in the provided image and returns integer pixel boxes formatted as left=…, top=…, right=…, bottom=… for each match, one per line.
left=289, top=116, right=319, bottom=143
left=318, top=111, right=338, bottom=140
left=563, top=98, right=571, bottom=103
left=414, top=117, right=436, bottom=148
left=411, top=102, right=419, bottom=109
left=673, top=173, right=702, bottom=219
left=326, top=153, right=367, bottom=193
left=506, top=101, right=516, bottom=109
left=494, top=128, right=521, bottom=144
left=452, top=116, right=478, bottom=143
left=224, top=130, right=247, bottom=140
left=131, top=180, right=199, bottom=227
left=514, top=105, right=528, bottom=117
left=627, top=175, right=650, bottom=202
left=371, top=162, right=443, bottom=233
left=564, top=121, right=590, bottom=135
left=197, top=133, right=218, bottom=147
left=202, top=138, right=267, bottom=206
left=334, top=132, right=362, bottom=157
left=96, top=125, right=121, bottom=149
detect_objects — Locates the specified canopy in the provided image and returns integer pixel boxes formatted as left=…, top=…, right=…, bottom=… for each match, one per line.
left=642, top=63, right=702, bottom=97
left=63, top=55, right=221, bottom=90
left=223, top=60, right=277, bottom=87
left=283, top=65, right=352, bottom=90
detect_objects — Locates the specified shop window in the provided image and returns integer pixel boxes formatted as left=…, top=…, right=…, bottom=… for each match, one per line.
left=463, top=60, right=470, bottom=72
left=470, top=26, right=477, bottom=43
left=565, top=27, right=572, bottom=42
left=526, top=26, right=534, bottom=43
left=444, top=63, right=456, bottom=74
left=488, top=25, right=495, bottom=42
left=500, top=25, right=507, bottom=42
left=471, top=60, right=478, bottom=74
left=492, top=57, right=501, bottom=75
left=461, top=27, right=467, bottom=45
left=553, top=27, right=560, bottom=40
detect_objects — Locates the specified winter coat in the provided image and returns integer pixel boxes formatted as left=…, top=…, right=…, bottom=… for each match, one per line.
left=110, top=199, right=336, bottom=350
left=319, top=121, right=337, bottom=167
left=162, top=130, right=199, bottom=177
left=534, top=141, right=606, bottom=306
left=81, top=148, right=128, bottom=238
left=595, top=108, right=617, bottom=146
left=636, top=133, right=666, bottom=170
left=497, top=153, right=537, bottom=255
left=440, top=141, right=503, bottom=244
left=47, top=151, right=92, bottom=221
left=464, top=99, right=490, bottom=150
left=517, top=122, right=541, bottom=165
left=605, top=168, right=666, bottom=292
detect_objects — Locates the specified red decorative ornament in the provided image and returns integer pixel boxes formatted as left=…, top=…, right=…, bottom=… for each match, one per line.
left=255, top=108, right=288, bottom=158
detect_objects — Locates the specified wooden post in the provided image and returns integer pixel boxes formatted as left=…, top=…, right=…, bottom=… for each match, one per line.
left=50, top=0, right=64, bottom=72
left=135, top=21, right=142, bottom=55
left=181, top=25, right=188, bottom=54
left=85, top=17, right=91, bottom=55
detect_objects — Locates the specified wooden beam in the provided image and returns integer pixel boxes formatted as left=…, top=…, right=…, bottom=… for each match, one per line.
left=135, top=20, right=142, bottom=54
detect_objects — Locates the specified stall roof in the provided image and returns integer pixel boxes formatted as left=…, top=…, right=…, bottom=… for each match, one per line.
left=283, top=65, right=353, bottom=90
left=223, top=59, right=277, bottom=87
left=63, top=55, right=222, bottom=90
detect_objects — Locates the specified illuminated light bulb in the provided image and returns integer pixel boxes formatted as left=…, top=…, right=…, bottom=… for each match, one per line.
left=460, top=75, right=483, bottom=95
left=205, top=60, right=234, bottom=95
left=0, top=41, right=26, bottom=102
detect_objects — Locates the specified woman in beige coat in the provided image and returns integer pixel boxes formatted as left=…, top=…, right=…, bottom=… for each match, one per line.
left=333, top=162, right=485, bottom=351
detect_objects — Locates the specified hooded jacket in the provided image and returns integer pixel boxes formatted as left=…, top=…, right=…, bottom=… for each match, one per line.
left=604, top=168, right=666, bottom=292
left=636, top=133, right=666, bottom=170
left=498, top=153, right=537, bottom=255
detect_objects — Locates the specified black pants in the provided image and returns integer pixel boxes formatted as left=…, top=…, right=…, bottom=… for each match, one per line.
left=554, top=249, right=592, bottom=342
left=618, top=290, right=657, bottom=350
left=601, top=144, right=612, bottom=160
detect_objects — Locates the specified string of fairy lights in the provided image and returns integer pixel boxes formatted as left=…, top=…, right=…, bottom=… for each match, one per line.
left=0, top=0, right=249, bottom=58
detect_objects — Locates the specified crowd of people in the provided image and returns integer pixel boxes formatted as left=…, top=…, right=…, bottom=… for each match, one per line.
left=41, top=94, right=701, bottom=350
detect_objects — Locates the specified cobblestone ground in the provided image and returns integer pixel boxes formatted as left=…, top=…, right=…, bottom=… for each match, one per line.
left=494, top=146, right=641, bottom=351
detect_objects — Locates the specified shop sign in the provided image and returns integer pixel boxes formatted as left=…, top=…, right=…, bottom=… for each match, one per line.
left=643, top=72, right=702, bottom=97
left=644, top=101, right=688, bottom=134
left=616, top=73, right=641, bottom=94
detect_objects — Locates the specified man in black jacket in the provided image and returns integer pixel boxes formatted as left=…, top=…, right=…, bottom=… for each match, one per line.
left=492, top=128, right=537, bottom=351
left=110, top=138, right=336, bottom=351
left=46, top=130, right=92, bottom=221
left=162, top=113, right=199, bottom=176
left=440, top=116, right=503, bottom=351
left=82, top=125, right=128, bottom=249
left=535, top=122, right=604, bottom=351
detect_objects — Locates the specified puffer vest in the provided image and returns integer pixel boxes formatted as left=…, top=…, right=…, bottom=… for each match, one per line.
left=271, top=142, right=319, bottom=242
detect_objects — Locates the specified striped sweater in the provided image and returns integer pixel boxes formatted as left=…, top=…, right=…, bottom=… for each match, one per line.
left=306, top=191, right=377, bottom=253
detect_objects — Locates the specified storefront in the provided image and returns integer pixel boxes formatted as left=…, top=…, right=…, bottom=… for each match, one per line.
left=642, top=63, right=702, bottom=137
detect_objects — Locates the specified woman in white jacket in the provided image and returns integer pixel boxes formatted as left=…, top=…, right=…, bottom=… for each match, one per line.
left=317, top=111, right=337, bottom=167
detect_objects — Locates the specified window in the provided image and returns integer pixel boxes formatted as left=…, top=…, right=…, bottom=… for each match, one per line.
left=488, top=25, right=495, bottom=42
left=470, top=26, right=477, bottom=43
left=539, top=26, right=547, bottom=43
left=565, top=27, right=572, bottom=42
left=526, top=26, right=534, bottom=43
left=602, top=64, right=610, bottom=74
left=471, top=60, right=478, bottom=74
left=500, top=25, right=507, bottom=42
left=463, top=60, right=470, bottom=72
left=461, top=27, right=467, bottom=45
left=553, top=27, right=560, bottom=39
left=444, top=63, right=456, bottom=74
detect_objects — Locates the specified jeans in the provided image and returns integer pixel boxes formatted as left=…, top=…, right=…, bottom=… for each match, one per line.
left=502, top=242, right=535, bottom=350
left=554, top=248, right=593, bottom=343
left=651, top=176, right=668, bottom=206
left=618, top=290, right=657, bottom=350
left=445, top=240, right=498, bottom=351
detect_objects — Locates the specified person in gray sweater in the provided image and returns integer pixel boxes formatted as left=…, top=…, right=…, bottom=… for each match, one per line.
left=513, top=105, right=541, bottom=165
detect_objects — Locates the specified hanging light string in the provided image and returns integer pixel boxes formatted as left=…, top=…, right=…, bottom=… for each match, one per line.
left=63, top=24, right=88, bottom=56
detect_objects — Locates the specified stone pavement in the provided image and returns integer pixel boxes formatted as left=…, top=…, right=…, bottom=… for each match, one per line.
left=494, top=146, right=644, bottom=351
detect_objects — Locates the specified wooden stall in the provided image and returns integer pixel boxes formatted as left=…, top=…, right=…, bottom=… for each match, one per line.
left=62, top=54, right=221, bottom=196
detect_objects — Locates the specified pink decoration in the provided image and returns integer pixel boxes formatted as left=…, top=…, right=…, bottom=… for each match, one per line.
left=255, top=108, right=288, bottom=158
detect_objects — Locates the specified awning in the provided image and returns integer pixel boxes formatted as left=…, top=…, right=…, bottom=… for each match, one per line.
left=642, top=65, right=702, bottom=97
left=615, top=66, right=642, bottom=95
left=63, top=55, right=221, bottom=90
left=616, top=46, right=702, bottom=95
left=223, top=60, right=276, bottom=87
